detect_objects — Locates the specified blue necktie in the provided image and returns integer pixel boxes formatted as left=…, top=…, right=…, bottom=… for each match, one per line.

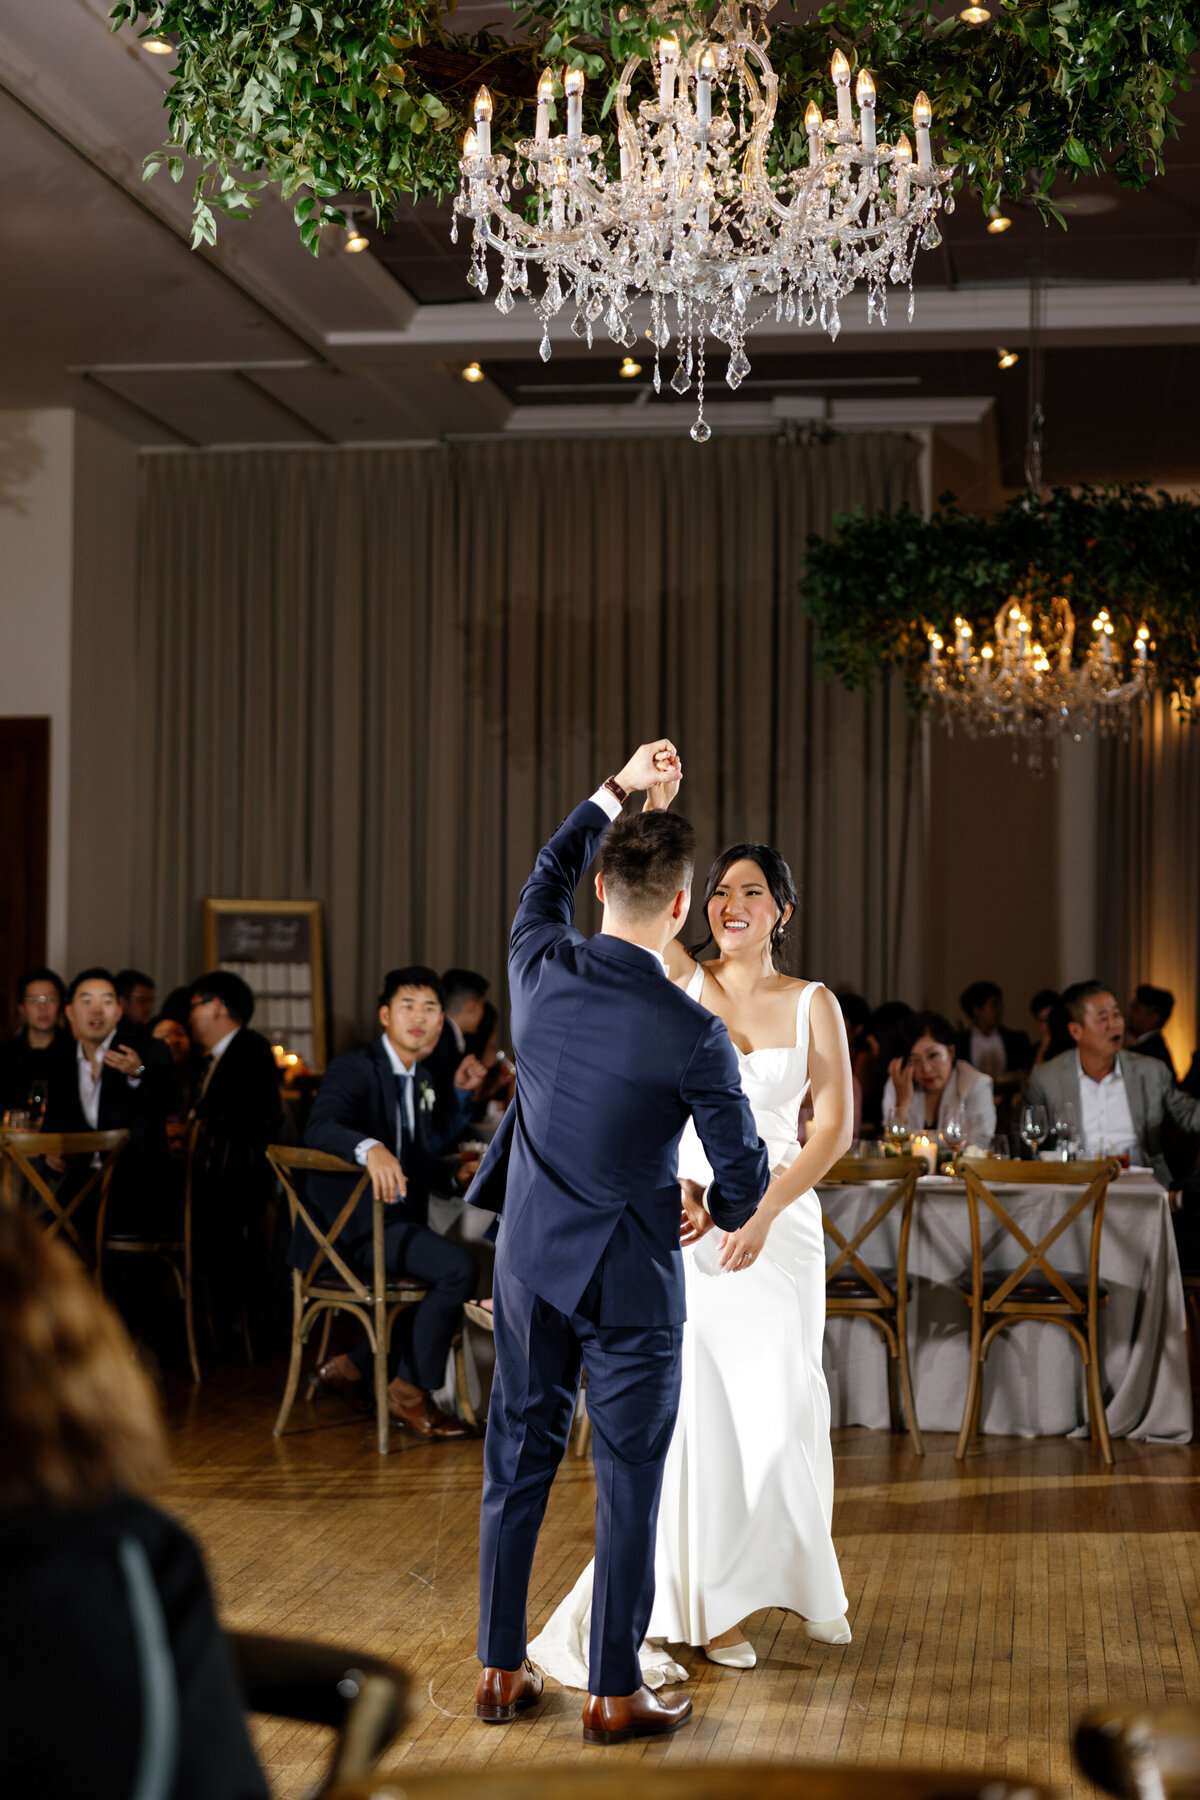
left=394, top=1072, right=414, bottom=1167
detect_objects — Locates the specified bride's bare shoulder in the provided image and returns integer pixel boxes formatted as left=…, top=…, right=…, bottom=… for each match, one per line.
left=664, top=938, right=700, bottom=988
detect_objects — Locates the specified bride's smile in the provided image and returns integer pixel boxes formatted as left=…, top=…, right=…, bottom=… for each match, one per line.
left=709, top=861, right=784, bottom=954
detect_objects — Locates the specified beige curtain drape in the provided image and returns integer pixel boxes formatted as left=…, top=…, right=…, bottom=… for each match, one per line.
left=1099, top=693, right=1200, bottom=1078
left=135, top=434, right=924, bottom=1049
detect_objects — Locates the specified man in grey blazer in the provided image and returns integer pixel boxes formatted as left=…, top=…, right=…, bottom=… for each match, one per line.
left=1024, top=980, right=1200, bottom=1189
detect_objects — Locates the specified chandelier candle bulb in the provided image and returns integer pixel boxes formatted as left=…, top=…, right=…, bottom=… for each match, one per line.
left=913, top=92, right=933, bottom=170
left=894, top=132, right=912, bottom=212
left=535, top=68, right=554, bottom=143
left=658, top=35, right=680, bottom=108
left=696, top=46, right=717, bottom=127
left=473, top=87, right=493, bottom=159
left=564, top=68, right=585, bottom=144
left=463, top=125, right=478, bottom=159
left=929, top=633, right=942, bottom=667
left=805, top=100, right=823, bottom=163
left=856, top=71, right=877, bottom=154
left=832, top=50, right=853, bottom=127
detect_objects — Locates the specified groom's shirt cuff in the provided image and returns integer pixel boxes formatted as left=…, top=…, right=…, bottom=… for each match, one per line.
left=590, top=785, right=624, bottom=822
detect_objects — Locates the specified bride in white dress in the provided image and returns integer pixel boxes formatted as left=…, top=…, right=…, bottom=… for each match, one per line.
left=528, top=821, right=855, bottom=1686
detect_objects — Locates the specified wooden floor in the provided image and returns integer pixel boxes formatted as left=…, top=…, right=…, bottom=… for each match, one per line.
left=158, top=1356, right=1200, bottom=1798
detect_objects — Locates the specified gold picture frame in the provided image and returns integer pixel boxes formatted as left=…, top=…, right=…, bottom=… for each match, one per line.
left=201, top=897, right=328, bottom=1070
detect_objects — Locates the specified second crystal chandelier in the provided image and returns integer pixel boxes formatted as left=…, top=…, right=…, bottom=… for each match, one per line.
left=453, top=0, right=953, bottom=438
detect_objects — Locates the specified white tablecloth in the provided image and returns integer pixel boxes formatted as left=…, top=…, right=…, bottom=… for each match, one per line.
left=819, top=1172, right=1193, bottom=1442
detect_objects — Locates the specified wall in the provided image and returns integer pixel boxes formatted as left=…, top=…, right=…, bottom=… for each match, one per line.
left=0, top=408, right=137, bottom=979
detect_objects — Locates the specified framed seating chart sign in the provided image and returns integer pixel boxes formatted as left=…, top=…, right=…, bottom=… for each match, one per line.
left=201, top=898, right=327, bottom=1070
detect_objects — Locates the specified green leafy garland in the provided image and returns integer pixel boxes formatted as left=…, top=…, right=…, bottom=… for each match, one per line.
left=801, top=485, right=1200, bottom=710
left=109, top=1, right=1195, bottom=251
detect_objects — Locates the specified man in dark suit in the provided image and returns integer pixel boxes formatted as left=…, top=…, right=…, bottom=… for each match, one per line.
left=46, top=968, right=179, bottom=1236
left=293, top=966, right=477, bottom=1441
left=1127, top=983, right=1178, bottom=1079
left=955, top=981, right=1033, bottom=1078
left=420, top=969, right=490, bottom=1150
left=188, top=970, right=285, bottom=1154
left=470, top=740, right=769, bottom=1746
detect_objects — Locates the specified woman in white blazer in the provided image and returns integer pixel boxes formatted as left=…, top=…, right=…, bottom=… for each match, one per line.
left=881, top=1010, right=996, bottom=1150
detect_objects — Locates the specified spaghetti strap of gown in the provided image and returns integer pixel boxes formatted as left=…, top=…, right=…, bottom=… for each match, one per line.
left=527, top=969, right=848, bottom=1689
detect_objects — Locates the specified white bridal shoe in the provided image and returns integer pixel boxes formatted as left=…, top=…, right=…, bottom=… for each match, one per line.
left=804, top=1616, right=852, bottom=1645
left=705, top=1640, right=757, bottom=1669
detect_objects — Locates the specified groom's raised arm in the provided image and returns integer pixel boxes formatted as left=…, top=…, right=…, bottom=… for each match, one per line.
left=682, top=1017, right=770, bottom=1230
left=510, top=740, right=682, bottom=969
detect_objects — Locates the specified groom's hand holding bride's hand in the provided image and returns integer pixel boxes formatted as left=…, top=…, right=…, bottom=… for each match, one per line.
left=614, top=739, right=682, bottom=798
left=679, top=1179, right=713, bottom=1246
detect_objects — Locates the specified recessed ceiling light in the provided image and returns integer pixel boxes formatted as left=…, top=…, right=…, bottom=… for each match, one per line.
left=959, top=5, right=991, bottom=21
left=462, top=362, right=485, bottom=383
left=997, top=346, right=1018, bottom=370
left=142, top=33, right=173, bottom=54
left=342, top=208, right=369, bottom=253
left=986, top=204, right=1012, bottom=234
left=619, top=356, right=642, bottom=378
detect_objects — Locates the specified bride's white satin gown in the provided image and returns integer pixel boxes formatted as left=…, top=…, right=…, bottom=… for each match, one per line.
left=528, top=973, right=848, bottom=1689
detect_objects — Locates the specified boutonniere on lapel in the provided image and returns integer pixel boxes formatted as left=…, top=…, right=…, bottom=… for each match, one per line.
left=419, top=1081, right=435, bottom=1115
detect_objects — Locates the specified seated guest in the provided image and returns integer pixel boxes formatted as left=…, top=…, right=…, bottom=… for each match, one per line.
left=0, top=965, right=74, bottom=1114
left=188, top=971, right=284, bottom=1154
left=883, top=1010, right=997, bottom=1148
left=115, top=967, right=157, bottom=1032
left=0, top=1207, right=268, bottom=1800
left=856, top=1000, right=914, bottom=1128
left=296, top=966, right=478, bottom=1440
left=955, top=980, right=1033, bottom=1079
left=419, top=968, right=490, bottom=1149
left=1126, top=983, right=1177, bottom=1078
left=152, top=1014, right=199, bottom=1157
left=46, top=969, right=179, bottom=1235
left=1029, top=988, right=1061, bottom=1067
left=1024, top=980, right=1200, bottom=1187
left=464, top=1000, right=516, bottom=1127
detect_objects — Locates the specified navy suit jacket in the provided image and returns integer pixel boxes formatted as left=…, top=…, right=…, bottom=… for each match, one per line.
left=291, top=1038, right=457, bottom=1265
left=468, top=798, right=769, bottom=1328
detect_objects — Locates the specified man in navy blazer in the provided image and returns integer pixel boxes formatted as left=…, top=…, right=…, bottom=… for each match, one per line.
left=471, top=740, right=769, bottom=1745
left=292, top=967, right=479, bottom=1440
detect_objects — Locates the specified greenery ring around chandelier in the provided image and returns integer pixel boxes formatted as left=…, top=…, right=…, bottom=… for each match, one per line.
left=801, top=484, right=1200, bottom=715
left=109, top=1, right=1195, bottom=253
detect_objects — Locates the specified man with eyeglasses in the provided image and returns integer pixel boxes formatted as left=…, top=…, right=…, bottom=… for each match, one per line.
left=0, top=967, right=74, bottom=1116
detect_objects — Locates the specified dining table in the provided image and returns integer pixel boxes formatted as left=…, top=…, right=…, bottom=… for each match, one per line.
left=818, top=1168, right=1193, bottom=1443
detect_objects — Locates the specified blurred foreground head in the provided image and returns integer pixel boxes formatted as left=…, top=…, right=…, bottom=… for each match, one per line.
left=0, top=1209, right=168, bottom=1514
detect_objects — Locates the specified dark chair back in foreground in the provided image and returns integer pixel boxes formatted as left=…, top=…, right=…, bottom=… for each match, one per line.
left=1076, top=1700, right=1200, bottom=1797
left=230, top=1631, right=407, bottom=1795
left=322, top=1763, right=1056, bottom=1800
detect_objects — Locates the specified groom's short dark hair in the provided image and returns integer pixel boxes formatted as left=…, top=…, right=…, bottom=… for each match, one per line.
left=598, top=813, right=695, bottom=919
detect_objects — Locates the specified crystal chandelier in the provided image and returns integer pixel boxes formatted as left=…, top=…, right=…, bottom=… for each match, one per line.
left=452, top=1, right=953, bottom=440
left=921, top=586, right=1154, bottom=766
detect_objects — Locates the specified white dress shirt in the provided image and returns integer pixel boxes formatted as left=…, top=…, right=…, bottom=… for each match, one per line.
left=355, top=1033, right=418, bottom=1165
left=969, top=1028, right=1007, bottom=1080
left=1077, top=1052, right=1138, bottom=1158
left=77, top=1031, right=118, bottom=1130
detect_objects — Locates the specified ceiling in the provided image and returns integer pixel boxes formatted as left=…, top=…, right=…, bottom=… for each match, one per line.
left=0, top=0, right=1196, bottom=488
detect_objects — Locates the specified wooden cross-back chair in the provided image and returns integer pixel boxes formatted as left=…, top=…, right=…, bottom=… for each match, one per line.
left=956, top=1157, right=1120, bottom=1465
left=1, top=1129, right=129, bottom=1272
left=268, top=1145, right=433, bottom=1455
left=819, top=1155, right=924, bottom=1454
left=98, top=1117, right=206, bottom=1385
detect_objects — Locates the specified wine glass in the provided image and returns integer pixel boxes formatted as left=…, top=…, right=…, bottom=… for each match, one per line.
left=941, top=1102, right=966, bottom=1171
left=1021, top=1104, right=1049, bottom=1157
left=989, top=1133, right=1010, bottom=1159
left=27, top=1082, right=48, bottom=1132
left=1052, top=1101, right=1078, bottom=1161
left=884, top=1105, right=911, bottom=1154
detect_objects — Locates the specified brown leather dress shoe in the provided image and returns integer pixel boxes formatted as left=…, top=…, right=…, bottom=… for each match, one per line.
left=475, top=1659, right=544, bottom=1722
left=582, top=1686, right=693, bottom=1745
left=315, top=1359, right=370, bottom=1415
left=387, top=1389, right=471, bottom=1439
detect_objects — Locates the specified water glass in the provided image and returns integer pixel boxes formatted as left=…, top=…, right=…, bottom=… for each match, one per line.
left=1020, top=1104, right=1049, bottom=1155
left=989, top=1133, right=1010, bottom=1158
left=1052, top=1101, right=1078, bottom=1160
left=941, top=1103, right=966, bottom=1167
left=27, top=1082, right=48, bottom=1131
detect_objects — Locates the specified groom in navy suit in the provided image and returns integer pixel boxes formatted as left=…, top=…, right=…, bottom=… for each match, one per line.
left=471, top=740, right=769, bottom=1744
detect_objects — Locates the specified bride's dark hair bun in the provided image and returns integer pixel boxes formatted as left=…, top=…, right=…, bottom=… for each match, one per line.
left=689, top=842, right=799, bottom=967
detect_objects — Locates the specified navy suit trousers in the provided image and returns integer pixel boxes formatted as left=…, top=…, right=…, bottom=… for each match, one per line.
left=477, top=1260, right=683, bottom=1696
